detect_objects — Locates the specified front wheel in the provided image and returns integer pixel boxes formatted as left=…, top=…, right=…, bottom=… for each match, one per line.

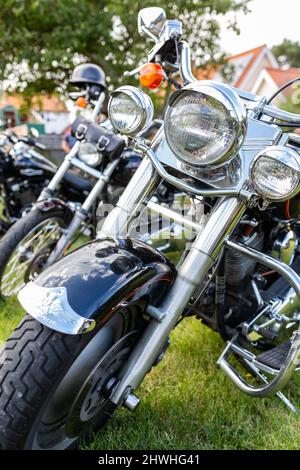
left=0, top=301, right=147, bottom=450
left=0, top=207, right=67, bottom=298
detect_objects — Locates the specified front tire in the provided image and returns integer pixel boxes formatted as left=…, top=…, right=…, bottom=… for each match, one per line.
left=0, top=207, right=67, bottom=298
left=0, top=302, right=146, bottom=450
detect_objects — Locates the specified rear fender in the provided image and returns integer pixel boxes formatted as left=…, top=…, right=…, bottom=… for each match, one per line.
left=18, top=238, right=176, bottom=335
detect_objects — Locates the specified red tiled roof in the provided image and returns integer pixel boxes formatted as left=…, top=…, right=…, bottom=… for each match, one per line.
left=266, top=67, right=300, bottom=87
left=227, top=44, right=267, bottom=62
left=0, top=93, right=67, bottom=112
left=194, top=45, right=268, bottom=86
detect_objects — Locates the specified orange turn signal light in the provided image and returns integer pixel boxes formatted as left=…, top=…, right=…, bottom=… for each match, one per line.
left=76, top=96, right=87, bottom=108
left=139, top=63, right=164, bottom=90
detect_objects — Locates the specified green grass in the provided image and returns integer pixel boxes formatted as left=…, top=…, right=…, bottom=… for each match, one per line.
left=1, top=301, right=300, bottom=450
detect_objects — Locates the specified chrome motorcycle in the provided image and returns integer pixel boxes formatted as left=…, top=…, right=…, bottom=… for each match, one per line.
left=2, top=7, right=300, bottom=450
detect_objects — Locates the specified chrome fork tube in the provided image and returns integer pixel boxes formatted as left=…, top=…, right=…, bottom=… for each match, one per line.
left=38, top=143, right=80, bottom=200
left=45, top=160, right=120, bottom=266
left=99, top=155, right=161, bottom=238
left=110, top=197, right=247, bottom=405
left=38, top=93, right=104, bottom=200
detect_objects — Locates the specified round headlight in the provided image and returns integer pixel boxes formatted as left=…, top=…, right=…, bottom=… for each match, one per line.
left=165, top=82, right=246, bottom=167
left=250, top=146, right=300, bottom=202
left=78, top=142, right=102, bottom=167
left=108, top=86, right=154, bottom=136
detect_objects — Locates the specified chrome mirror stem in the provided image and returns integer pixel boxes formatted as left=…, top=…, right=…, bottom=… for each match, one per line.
left=179, top=41, right=196, bottom=85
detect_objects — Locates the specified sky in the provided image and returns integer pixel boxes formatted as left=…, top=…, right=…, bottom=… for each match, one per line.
left=220, top=0, right=300, bottom=55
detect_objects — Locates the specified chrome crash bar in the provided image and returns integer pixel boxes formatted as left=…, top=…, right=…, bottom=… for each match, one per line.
left=217, top=238, right=300, bottom=397
left=136, top=142, right=253, bottom=200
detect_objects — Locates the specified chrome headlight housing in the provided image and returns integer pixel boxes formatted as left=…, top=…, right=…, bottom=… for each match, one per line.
left=250, top=146, right=300, bottom=202
left=108, top=86, right=154, bottom=136
left=164, top=82, right=247, bottom=168
left=78, top=141, right=102, bottom=167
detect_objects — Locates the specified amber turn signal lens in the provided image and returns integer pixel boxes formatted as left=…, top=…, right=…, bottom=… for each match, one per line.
left=139, top=63, right=164, bottom=90
left=76, top=96, right=87, bottom=108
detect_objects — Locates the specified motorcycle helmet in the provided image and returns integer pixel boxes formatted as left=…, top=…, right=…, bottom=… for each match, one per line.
left=69, top=63, right=106, bottom=90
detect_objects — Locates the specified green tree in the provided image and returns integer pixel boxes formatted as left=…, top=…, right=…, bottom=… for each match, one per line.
left=0, top=0, right=249, bottom=100
left=272, top=39, right=300, bottom=68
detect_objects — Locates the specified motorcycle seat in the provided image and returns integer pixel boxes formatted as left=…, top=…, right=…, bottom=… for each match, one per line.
left=63, top=171, right=93, bottom=193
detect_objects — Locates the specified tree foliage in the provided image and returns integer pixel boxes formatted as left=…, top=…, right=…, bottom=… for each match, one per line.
left=0, top=0, right=249, bottom=98
left=272, top=39, right=300, bottom=68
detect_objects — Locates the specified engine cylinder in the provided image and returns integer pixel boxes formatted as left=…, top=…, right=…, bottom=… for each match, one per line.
left=225, top=229, right=264, bottom=286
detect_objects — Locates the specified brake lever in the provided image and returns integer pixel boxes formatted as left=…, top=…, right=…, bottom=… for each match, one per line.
left=69, top=90, right=88, bottom=100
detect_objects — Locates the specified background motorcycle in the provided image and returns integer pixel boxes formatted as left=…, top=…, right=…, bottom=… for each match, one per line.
left=0, top=64, right=163, bottom=298
left=0, top=131, right=56, bottom=234
left=3, top=7, right=300, bottom=450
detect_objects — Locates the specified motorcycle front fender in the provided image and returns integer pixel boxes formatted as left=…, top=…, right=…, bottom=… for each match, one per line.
left=34, top=198, right=74, bottom=222
left=18, top=238, right=176, bottom=335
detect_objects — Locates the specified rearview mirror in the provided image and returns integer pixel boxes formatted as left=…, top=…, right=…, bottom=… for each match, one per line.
left=138, top=7, right=166, bottom=41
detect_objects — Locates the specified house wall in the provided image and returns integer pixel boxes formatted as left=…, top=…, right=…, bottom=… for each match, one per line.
left=254, top=79, right=275, bottom=99
left=0, top=105, right=21, bottom=129
left=241, top=54, right=274, bottom=92
left=37, top=111, right=70, bottom=134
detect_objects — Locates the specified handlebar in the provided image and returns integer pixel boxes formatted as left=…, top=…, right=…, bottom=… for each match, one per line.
left=6, top=134, right=46, bottom=151
left=134, top=12, right=300, bottom=129
left=18, top=136, right=46, bottom=150
left=177, top=41, right=300, bottom=126
left=124, top=65, right=144, bottom=78
left=262, top=104, right=300, bottom=126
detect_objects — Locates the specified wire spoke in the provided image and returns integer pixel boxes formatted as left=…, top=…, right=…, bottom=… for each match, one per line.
left=1, top=218, right=62, bottom=296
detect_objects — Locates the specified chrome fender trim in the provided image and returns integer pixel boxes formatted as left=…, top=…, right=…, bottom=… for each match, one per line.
left=18, top=281, right=96, bottom=335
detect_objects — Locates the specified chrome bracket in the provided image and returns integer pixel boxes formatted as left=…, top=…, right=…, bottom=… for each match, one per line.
left=217, top=238, right=300, bottom=398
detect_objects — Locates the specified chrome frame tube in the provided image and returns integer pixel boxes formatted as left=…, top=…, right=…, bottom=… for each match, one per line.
left=110, top=197, right=246, bottom=405
left=99, top=155, right=161, bottom=238
left=147, top=200, right=202, bottom=232
left=81, top=159, right=120, bottom=212
left=39, top=92, right=105, bottom=199
left=71, top=157, right=108, bottom=180
left=242, top=357, right=297, bottom=413
left=39, top=142, right=80, bottom=198
left=217, top=238, right=300, bottom=397
left=136, top=144, right=253, bottom=200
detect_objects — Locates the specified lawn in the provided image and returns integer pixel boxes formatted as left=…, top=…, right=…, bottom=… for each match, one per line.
left=1, top=297, right=300, bottom=450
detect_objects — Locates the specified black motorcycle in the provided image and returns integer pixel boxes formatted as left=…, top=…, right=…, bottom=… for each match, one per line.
left=3, top=7, right=300, bottom=451
left=0, top=132, right=57, bottom=234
